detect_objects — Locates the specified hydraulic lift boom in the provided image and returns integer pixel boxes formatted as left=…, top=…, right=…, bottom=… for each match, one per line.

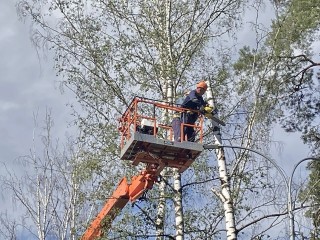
left=81, top=164, right=160, bottom=240
left=81, top=97, right=209, bottom=240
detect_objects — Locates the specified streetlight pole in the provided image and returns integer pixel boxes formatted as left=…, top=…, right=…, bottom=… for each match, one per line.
left=288, top=157, right=320, bottom=240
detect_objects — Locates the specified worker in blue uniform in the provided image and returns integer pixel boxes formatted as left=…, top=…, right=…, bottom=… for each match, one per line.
left=172, top=81, right=208, bottom=142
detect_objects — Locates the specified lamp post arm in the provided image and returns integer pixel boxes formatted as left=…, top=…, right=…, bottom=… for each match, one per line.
left=203, top=144, right=288, bottom=189
left=289, top=157, right=320, bottom=193
left=288, top=156, right=320, bottom=240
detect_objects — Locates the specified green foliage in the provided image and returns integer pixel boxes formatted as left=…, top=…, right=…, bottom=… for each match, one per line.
left=266, top=0, right=320, bottom=135
left=234, top=0, right=320, bottom=236
left=267, top=6, right=320, bottom=233
left=269, top=0, right=320, bottom=55
left=16, top=0, right=247, bottom=238
left=15, top=0, right=320, bottom=239
left=298, top=161, right=320, bottom=239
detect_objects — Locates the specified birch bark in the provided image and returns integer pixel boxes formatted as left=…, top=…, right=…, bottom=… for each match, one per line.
left=156, top=179, right=166, bottom=240
left=206, top=81, right=237, bottom=240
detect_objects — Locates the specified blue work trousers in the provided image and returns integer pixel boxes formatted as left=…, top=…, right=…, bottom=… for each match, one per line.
left=172, top=113, right=197, bottom=142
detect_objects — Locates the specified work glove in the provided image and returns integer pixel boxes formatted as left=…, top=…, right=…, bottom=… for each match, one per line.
left=203, top=105, right=218, bottom=118
left=204, top=106, right=214, bottom=114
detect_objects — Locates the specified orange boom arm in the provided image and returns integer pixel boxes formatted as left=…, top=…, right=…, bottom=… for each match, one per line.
left=81, top=166, right=159, bottom=240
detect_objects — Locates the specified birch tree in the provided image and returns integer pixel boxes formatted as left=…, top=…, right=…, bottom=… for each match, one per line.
left=0, top=212, right=17, bottom=240
left=15, top=0, right=319, bottom=239
left=0, top=112, right=98, bottom=240
left=17, top=0, right=245, bottom=238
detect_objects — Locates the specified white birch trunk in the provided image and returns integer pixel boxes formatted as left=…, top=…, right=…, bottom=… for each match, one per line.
left=36, top=174, right=44, bottom=240
left=173, top=169, right=184, bottom=240
left=155, top=74, right=171, bottom=240
left=156, top=1, right=185, bottom=238
left=165, top=1, right=185, bottom=237
left=165, top=48, right=184, bottom=238
left=206, top=81, right=237, bottom=240
left=156, top=178, right=166, bottom=240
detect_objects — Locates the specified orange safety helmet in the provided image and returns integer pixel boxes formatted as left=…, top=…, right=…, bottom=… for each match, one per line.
left=196, top=81, right=208, bottom=91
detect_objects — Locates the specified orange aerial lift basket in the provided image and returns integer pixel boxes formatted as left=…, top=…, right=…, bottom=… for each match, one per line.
left=118, top=96, right=204, bottom=173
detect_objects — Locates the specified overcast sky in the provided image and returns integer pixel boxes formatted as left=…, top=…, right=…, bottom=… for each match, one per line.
left=0, top=0, right=315, bottom=236
left=0, top=1, right=77, bottom=224
left=0, top=0, right=75, bottom=172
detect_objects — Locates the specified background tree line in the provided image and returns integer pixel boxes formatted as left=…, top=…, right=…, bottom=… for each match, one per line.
left=1, top=0, right=319, bottom=239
